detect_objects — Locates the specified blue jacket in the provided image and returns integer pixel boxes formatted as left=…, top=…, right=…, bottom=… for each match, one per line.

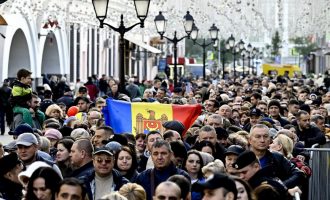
left=135, top=163, right=190, bottom=200
left=83, top=169, right=129, bottom=200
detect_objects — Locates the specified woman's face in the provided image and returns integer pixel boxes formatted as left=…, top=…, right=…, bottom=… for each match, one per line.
left=185, top=153, right=201, bottom=176
left=269, top=138, right=282, bottom=152
left=49, top=110, right=60, bottom=119
left=240, top=114, right=248, bottom=125
left=56, top=143, right=70, bottom=162
left=135, top=137, right=146, bottom=152
left=117, top=151, right=133, bottom=171
left=33, top=177, right=52, bottom=200
left=201, top=146, right=213, bottom=155
left=235, top=181, right=249, bottom=200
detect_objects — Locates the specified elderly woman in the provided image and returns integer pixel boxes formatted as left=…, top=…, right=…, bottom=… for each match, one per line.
left=269, top=134, right=294, bottom=159
left=45, top=104, right=64, bottom=125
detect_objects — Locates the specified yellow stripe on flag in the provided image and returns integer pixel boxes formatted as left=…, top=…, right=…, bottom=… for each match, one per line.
left=131, top=103, right=173, bottom=135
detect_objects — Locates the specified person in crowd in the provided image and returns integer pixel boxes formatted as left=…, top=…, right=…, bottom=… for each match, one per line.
left=45, top=104, right=64, bottom=124
left=243, top=108, right=263, bottom=132
left=25, top=167, right=62, bottom=200
left=92, top=126, right=114, bottom=148
left=232, top=176, right=256, bottom=200
left=57, top=87, right=74, bottom=108
left=198, top=125, right=225, bottom=162
left=74, top=96, right=91, bottom=122
left=55, top=178, right=87, bottom=200
left=0, top=153, right=24, bottom=200
left=126, top=78, right=141, bottom=100
left=248, top=124, right=304, bottom=189
left=295, top=110, right=326, bottom=148
left=118, top=183, right=146, bottom=200
left=107, top=83, right=121, bottom=99
left=153, top=181, right=182, bottom=200
left=84, top=146, right=128, bottom=200
left=16, top=132, right=62, bottom=176
left=204, top=99, right=220, bottom=114
left=56, top=138, right=74, bottom=178
left=256, top=101, right=268, bottom=116
left=135, top=140, right=190, bottom=200
left=193, top=173, right=237, bottom=200
left=115, top=146, right=139, bottom=182
left=95, top=97, right=106, bottom=112
left=224, top=145, right=245, bottom=175
left=167, top=175, right=191, bottom=200
left=84, top=77, right=99, bottom=101
left=268, top=100, right=290, bottom=127
left=135, top=133, right=146, bottom=163
left=70, top=139, right=94, bottom=180
left=233, top=150, right=301, bottom=198
left=0, top=80, right=12, bottom=135
left=183, top=150, right=205, bottom=184
left=101, top=192, right=128, bottom=200
left=269, top=134, right=294, bottom=159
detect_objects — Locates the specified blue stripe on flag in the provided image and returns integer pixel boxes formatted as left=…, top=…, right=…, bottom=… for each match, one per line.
left=104, top=98, right=132, bottom=134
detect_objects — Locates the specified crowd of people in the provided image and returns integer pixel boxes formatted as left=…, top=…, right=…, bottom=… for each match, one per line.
left=0, top=68, right=329, bottom=200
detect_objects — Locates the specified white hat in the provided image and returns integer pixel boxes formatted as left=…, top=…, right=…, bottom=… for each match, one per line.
left=18, top=161, right=50, bottom=186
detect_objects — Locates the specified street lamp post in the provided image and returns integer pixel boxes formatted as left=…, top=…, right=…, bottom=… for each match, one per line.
left=92, top=0, right=151, bottom=92
left=227, top=35, right=244, bottom=78
left=154, top=11, right=194, bottom=87
left=241, top=48, right=247, bottom=77
left=191, top=23, right=219, bottom=80
left=247, top=43, right=252, bottom=75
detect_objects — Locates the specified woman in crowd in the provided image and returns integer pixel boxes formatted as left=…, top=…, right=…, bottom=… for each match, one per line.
left=45, top=104, right=64, bottom=125
left=269, top=133, right=294, bottom=159
left=183, top=150, right=205, bottom=184
left=193, top=140, right=215, bottom=157
left=115, top=146, right=139, bottom=182
left=56, top=138, right=74, bottom=177
left=119, top=183, right=146, bottom=200
left=25, top=167, right=62, bottom=200
left=135, top=133, right=146, bottom=161
left=233, top=176, right=256, bottom=200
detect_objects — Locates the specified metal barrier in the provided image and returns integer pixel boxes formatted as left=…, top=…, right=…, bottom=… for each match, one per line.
left=305, top=141, right=330, bottom=200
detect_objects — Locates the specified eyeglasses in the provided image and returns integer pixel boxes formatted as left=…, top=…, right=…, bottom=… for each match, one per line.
left=95, top=158, right=112, bottom=164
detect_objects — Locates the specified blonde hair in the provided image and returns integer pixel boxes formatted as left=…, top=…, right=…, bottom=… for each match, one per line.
left=45, top=104, right=63, bottom=118
left=39, top=136, right=51, bottom=153
left=202, top=159, right=225, bottom=176
left=119, top=183, right=146, bottom=200
left=101, top=192, right=128, bottom=200
left=274, top=134, right=293, bottom=159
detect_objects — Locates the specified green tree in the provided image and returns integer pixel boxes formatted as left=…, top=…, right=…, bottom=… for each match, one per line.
left=271, top=31, right=281, bottom=60
left=290, top=36, right=318, bottom=57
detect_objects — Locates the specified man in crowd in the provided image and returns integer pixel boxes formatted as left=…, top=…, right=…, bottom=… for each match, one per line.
left=55, top=178, right=87, bottom=200
left=70, top=139, right=94, bottom=180
left=295, top=110, right=326, bottom=148
left=268, top=99, right=290, bottom=127
left=75, top=96, right=91, bottom=121
left=84, top=146, right=128, bottom=200
left=198, top=125, right=225, bottom=161
left=136, top=140, right=190, bottom=200
left=153, top=181, right=182, bottom=200
left=249, top=124, right=304, bottom=188
left=92, top=126, right=114, bottom=148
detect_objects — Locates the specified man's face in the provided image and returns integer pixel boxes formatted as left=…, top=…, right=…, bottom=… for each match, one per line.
left=323, top=93, right=330, bottom=103
left=199, top=131, right=217, bottom=146
left=298, top=92, right=308, bottom=102
left=298, top=113, right=310, bottom=129
left=205, top=101, right=216, bottom=113
left=96, top=102, right=106, bottom=112
left=288, top=104, right=299, bottom=115
left=70, top=143, right=83, bottom=167
left=268, top=106, right=280, bottom=117
left=257, top=104, right=267, bottom=114
left=147, top=134, right=162, bottom=151
left=77, top=100, right=88, bottom=112
left=153, top=183, right=181, bottom=200
left=234, top=97, right=243, bottom=105
left=219, top=106, right=232, bottom=119
left=30, top=97, right=40, bottom=110
left=249, top=127, right=270, bottom=151
left=250, top=96, right=258, bottom=106
left=206, top=117, right=222, bottom=128
left=225, top=154, right=238, bottom=174
left=250, top=115, right=261, bottom=126
left=156, top=90, right=166, bottom=99
left=4, top=163, right=23, bottom=184
left=151, top=145, right=172, bottom=170
left=310, top=109, right=321, bottom=116
left=315, top=119, right=325, bottom=132
left=237, top=163, right=259, bottom=181
left=93, top=154, right=114, bottom=177
left=56, top=185, right=83, bottom=200
left=202, top=188, right=233, bottom=200
left=93, top=129, right=109, bottom=148
left=17, top=144, right=37, bottom=163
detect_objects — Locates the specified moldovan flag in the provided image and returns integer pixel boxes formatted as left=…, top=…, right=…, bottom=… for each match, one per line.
left=103, top=98, right=202, bottom=135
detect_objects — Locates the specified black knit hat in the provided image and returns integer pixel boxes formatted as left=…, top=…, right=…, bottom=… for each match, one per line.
left=268, top=99, right=281, bottom=109
left=233, top=150, right=258, bottom=170
left=0, top=153, right=21, bottom=176
left=163, top=120, right=185, bottom=135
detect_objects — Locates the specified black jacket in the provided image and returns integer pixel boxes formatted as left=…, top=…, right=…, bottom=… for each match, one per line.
left=262, top=150, right=305, bottom=188
left=83, top=169, right=129, bottom=200
left=71, top=161, right=94, bottom=181
left=0, top=177, right=23, bottom=200
left=295, top=125, right=326, bottom=148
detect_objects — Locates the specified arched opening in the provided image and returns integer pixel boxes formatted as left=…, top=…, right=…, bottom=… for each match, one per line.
left=8, top=29, right=30, bottom=78
left=41, top=32, right=60, bottom=75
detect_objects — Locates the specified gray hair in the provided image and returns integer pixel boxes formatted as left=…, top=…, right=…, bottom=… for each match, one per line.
left=152, top=140, right=172, bottom=153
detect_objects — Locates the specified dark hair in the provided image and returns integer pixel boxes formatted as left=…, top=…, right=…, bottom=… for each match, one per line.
left=57, top=138, right=74, bottom=163
left=167, top=175, right=191, bottom=200
left=114, top=146, right=138, bottom=181
left=193, top=140, right=215, bottom=156
left=96, top=126, right=114, bottom=136
left=251, top=92, right=262, bottom=100
left=170, top=141, right=187, bottom=165
left=17, top=68, right=32, bottom=80
left=56, top=178, right=86, bottom=199
left=135, top=133, right=146, bottom=141
left=146, top=130, right=161, bottom=141
left=254, top=184, right=280, bottom=200
left=232, top=176, right=256, bottom=200
left=26, top=167, right=62, bottom=200
left=163, top=130, right=176, bottom=141
left=183, top=150, right=204, bottom=179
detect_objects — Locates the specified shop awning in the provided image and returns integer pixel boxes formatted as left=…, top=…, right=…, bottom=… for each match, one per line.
left=124, top=35, right=161, bottom=54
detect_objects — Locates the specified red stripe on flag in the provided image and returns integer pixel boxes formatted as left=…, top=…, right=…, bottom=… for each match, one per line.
left=172, top=104, right=202, bottom=135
